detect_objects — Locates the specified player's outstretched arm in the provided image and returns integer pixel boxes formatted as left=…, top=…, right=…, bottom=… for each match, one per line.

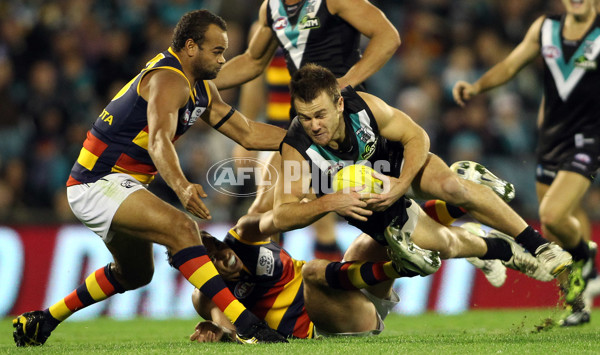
left=452, top=16, right=544, bottom=107
left=204, top=81, right=286, bottom=151
left=329, top=0, right=401, bottom=88
left=273, top=144, right=373, bottom=231
left=213, top=1, right=279, bottom=90
left=143, top=69, right=211, bottom=219
left=190, top=288, right=236, bottom=343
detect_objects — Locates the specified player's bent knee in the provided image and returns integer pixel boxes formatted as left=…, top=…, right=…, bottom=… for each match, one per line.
left=301, top=259, right=329, bottom=285
left=169, top=215, right=201, bottom=251
left=438, top=176, right=469, bottom=205
left=434, top=231, right=456, bottom=259
left=112, top=264, right=154, bottom=290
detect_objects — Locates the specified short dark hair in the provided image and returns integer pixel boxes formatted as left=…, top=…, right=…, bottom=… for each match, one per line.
left=290, top=63, right=341, bottom=104
left=171, top=10, right=227, bottom=51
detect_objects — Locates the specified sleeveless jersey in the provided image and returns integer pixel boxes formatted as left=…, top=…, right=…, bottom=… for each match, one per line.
left=538, top=15, right=600, bottom=162
left=282, top=87, right=408, bottom=243
left=67, top=47, right=211, bottom=186
left=224, top=229, right=313, bottom=339
left=265, top=48, right=292, bottom=128
left=265, top=0, right=361, bottom=80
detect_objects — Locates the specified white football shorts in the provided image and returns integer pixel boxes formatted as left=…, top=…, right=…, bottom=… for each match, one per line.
left=67, top=173, right=146, bottom=243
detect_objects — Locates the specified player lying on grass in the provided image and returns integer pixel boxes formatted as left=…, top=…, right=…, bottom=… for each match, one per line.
left=187, top=211, right=440, bottom=341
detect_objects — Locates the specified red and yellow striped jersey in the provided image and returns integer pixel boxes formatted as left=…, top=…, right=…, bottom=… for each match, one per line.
left=67, top=47, right=211, bottom=186
left=224, top=229, right=313, bottom=339
left=265, top=48, right=291, bottom=128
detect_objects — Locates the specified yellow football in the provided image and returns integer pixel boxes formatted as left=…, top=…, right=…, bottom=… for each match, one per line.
left=333, top=164, right=383, bottom=193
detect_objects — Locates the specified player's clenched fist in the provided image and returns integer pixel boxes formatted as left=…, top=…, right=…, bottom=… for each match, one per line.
left=452, top=81, right=479, bottom=107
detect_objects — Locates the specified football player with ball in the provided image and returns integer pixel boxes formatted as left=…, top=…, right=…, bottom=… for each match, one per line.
left=273, top=63, right=573, bottom=285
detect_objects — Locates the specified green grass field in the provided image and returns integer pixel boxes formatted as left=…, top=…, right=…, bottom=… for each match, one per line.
left=2, top=309, right=599, bottom=354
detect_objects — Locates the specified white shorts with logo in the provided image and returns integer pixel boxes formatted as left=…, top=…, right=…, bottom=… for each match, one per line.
left=67, top=173, right=146, bottom=243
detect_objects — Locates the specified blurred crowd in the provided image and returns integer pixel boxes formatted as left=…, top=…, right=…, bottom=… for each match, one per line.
left=1, top=0, right=600, bottom=224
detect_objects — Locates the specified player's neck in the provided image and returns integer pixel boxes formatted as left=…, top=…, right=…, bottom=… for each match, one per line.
left=328, top=115, right=347, bottom=151
left=564, top=11, right=596, bottom=40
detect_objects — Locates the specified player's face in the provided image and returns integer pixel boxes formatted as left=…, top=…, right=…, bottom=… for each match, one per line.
left=294, top=91, right=344, bottom=147
left=201, top=234, right=243, bottom=281
left=193, top=24, right=228, bottom=80
left=562, top=0, right=595, bottom=16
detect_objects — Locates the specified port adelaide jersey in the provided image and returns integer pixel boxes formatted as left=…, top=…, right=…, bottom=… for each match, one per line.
left=265, top=0, right=361, bottom=79
left=67, top=48, right=211, bottom=186
left=538, top=15, right=600, bottom=159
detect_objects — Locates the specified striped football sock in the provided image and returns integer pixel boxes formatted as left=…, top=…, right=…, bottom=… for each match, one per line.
left=422, top=200, right=467, bottom=226
left=170, top=245, right=257, bottom=332
left=45, top=264, right=124, bottom=327
left=325, top=261, right=404, bottom=290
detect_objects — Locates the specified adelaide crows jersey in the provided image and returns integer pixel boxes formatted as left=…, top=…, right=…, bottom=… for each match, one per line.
left=282, top=87, right=408, bottom=243
left=538, top=15, right=600, bottom=162
left=223, top=229, right=313, bottom=338
left=67, top=47, right=211, bottom=186
left=265, top=48, right=292, bottom=128
left=265, top=0, right=361, bottom=80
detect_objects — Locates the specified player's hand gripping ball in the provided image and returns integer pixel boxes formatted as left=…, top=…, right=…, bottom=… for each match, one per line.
left=333, top=164, right=383, bottom=193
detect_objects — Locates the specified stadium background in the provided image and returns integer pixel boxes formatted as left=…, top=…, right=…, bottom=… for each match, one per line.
left=0, top=0, right=599, bottom=319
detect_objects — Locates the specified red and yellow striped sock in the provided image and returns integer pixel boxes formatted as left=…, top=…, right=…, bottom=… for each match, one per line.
left=46, top=264, right=124, bottom=323
left=324, top=261, right=403, bottom=290
left=421, top=200, right=467, bottom=226
left=170, top=245, right=257, bottom=332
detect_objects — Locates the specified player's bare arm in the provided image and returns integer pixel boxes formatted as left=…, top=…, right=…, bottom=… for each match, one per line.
left=204, top=81, right=286, bottom=150
left=213, top=1, right=279, bottom=90
left=328, top=0, right=400, bottom=88
left=142, top=69, right=211, bottom=219
left=359, top=92, right=429, bottom=211
left=233, top=212, right=279, bottom=243
left=273, top=143, right=373, bottom=231
left=453, top=16, right=544, bottom=106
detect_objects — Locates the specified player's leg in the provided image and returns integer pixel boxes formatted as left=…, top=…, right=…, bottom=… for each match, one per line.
left=312, top=212, right=343, bottom=261
left=110, top=188, right=283, bottom=341
left=536, top=172, right=590, bottom=249
left=302, top=261, right=380, bottom=334
left=302, top=234, right=397, bottom=334
left=412, top=153, right=571, bottom=276
left=536, top=172, right=594, bottom=326
left=388, top=201, right=548, bottom=281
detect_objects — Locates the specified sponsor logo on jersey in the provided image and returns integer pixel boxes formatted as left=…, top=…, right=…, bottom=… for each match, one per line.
left=356, top=126, right=377, bottom=160
left=257, top=247, right=274, bottom=276
left=298, top=15, right=320, bottom=30
left=234, top=281, right=255, bottom=299
left=361, top=141, right=377, bottom=160
left=324, top=161, right=346, bottom=176
left=273, top=17, right=288, bottom=30
left=182, top=107, right=204, bottom=126
left=542, top=45, right=561, bottom=59
left=575, top=152, right=592, bottom=164
left=574, top=55, right=597, bottom=70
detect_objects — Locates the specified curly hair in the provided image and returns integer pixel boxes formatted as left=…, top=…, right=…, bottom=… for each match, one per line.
left=171, top=10, right=227, bottom=51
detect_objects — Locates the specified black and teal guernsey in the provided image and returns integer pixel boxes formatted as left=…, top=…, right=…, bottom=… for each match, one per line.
left=537, top=15, right=600, bottom=170
left=282, top=87, right=408, bottom=244
left=223, top=229, right=313, bottom=339
left=67, top=47, right=211, bottom=186
left=265, top=0, right=362, bottom=86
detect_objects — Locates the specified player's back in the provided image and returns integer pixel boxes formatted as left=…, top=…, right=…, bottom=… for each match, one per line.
left=223, top=229, right=313, bottom=338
